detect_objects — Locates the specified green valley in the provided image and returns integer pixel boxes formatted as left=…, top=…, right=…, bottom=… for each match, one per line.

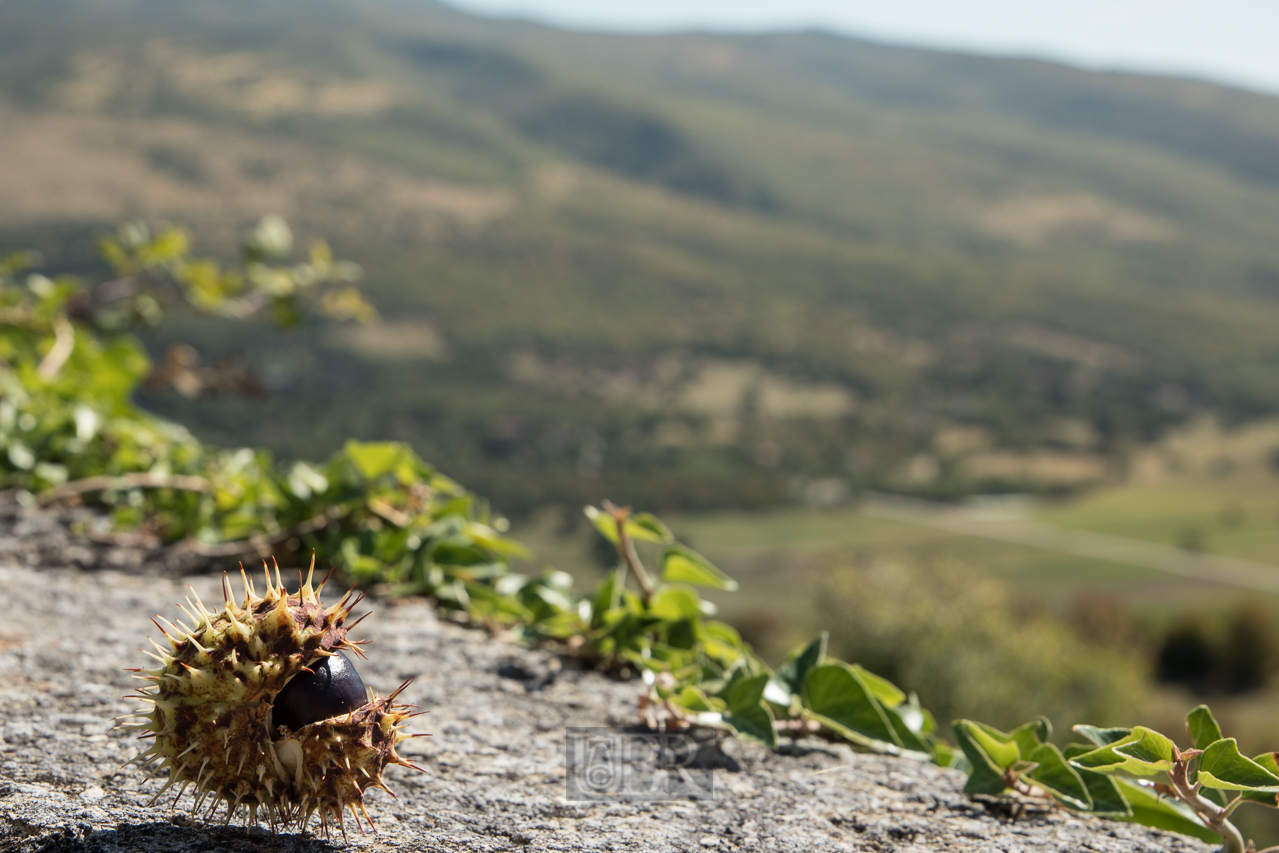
left=5, top=0, right=1279, bottom=515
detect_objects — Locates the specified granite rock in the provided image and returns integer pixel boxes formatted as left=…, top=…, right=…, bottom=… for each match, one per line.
left=0, top=557, right=1217, bottom=853
left=0, top=500, right=209, bottom=576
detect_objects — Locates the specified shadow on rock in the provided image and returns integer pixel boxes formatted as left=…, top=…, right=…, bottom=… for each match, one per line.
left=28, top=821, right=346, bottom=853
left=774, top=741, right=844, bottom=760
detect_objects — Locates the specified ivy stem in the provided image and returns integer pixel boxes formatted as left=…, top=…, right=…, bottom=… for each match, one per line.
left=604, top=500, right=655, bottom=604
left=37, top=472, right=211, bottom=505
left=35, top=315, right=75, bottom=379
left=1169, top=758, right=1246, bottom=853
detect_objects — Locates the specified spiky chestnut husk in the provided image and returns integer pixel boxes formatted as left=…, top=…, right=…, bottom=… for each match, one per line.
left=119, top=560, right=423, bottom=836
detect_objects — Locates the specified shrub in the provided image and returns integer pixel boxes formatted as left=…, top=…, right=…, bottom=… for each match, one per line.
left=817, top=557, right=1149, bottom=734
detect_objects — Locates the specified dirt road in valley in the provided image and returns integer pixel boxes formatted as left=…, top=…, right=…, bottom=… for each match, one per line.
left=860, top=492, right=1279, bottom=595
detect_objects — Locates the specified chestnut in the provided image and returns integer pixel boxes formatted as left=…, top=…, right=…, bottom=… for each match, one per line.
left=273, top=651, right=369, bottom=733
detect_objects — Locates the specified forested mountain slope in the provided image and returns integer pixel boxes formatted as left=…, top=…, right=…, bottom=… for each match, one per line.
left=5, top=0, right=1279, bottom=511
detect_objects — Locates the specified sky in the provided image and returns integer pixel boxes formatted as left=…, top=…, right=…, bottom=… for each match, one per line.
left=444, top=0, right=1279, bottom=96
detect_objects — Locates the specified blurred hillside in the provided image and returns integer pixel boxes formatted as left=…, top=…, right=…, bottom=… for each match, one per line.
left=6, top=0, right=1279, bottom=513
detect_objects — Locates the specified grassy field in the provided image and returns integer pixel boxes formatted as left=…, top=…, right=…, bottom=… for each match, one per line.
left=1037, top=419, right=1279, bottom=561
left=1040, top=482, right=1279, bottom=560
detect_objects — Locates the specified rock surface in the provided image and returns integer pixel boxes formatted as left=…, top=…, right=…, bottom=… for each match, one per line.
left=0, top=557, right=1216, bottom=853
left=0, top=500, right=205, bottom=576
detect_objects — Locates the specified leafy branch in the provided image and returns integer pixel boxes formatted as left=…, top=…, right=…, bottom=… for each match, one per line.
left=951, top=703, right=1279, bottom=853
left=0, top=221, right=516, bottom=604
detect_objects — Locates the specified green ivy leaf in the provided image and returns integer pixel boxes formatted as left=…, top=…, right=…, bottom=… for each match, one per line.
left=1113, top=778, right=1219, bottom=844
left=849, top=664, right=905, bottom=708
left=1027, top=743, right=1091, bottom=810
left=882, top=703, right=932, bottom=755
left=1253, top=752, right=1279, bottom=776
left=898, top=692, right=935, bottom=735
left=1068, top=743, right=1129, bottom=773
left=648, top=585, right=703, bottom=621
left=1196, top=738, right=1279, bottom=792
left=1071, top=727, right=1177, bottom=778
left=1073, top=725, right=1132, bottom=747
left=464, top=522, right=532, bottom=559
left=701, top=620, right=749, bottom=664
left=583, top=505, right=618, bottom=544
left=661, top=544, right=738, bottom=590
left=956, top=721, right=1021, bottom=770
left=1113, top=728, right=1178, bottom=774
left=584, top=506, right=674, bottom=547
left=953, top=720, right=1012, bottom=795
left=1009, top=718, right=1052, bottom=760
left=1186, top=705, right=1224, bottom=750
left=343, top=440, right=404, bottom=481
left=591, top=567, right=623, bottom=623
left=725, top=701, right=777, bottom=748
left=675, top=686, right=719, bottom=713
left=724, top=672, right=769, bottom=713
left=1240, top=753, right=1279, bottom=807
left=1062, top=744, right=1132, bottom=816
left=766, top=633, right=826, bottom=708
left=628, top=512, right=674, bottom=543
left=534, top=609, right=588, bottom=640
left=803, top=662, right=903, bottom=754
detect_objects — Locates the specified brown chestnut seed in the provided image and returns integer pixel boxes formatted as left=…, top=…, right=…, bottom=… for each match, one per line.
left=273, top=651, right=369, bottom=733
